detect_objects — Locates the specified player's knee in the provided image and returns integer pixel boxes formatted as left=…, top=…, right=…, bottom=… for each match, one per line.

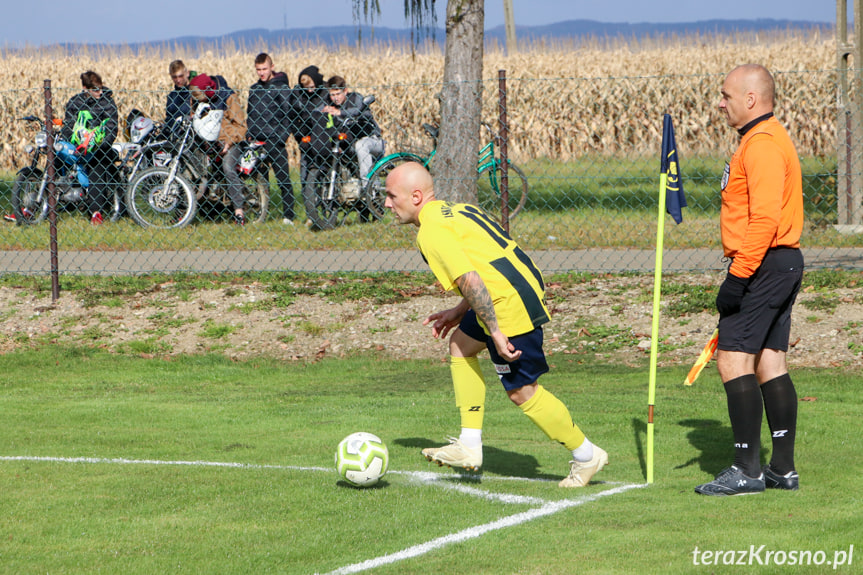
left=507, top=382, right=537, bottom=406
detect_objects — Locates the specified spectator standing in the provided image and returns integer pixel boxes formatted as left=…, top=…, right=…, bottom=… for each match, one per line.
left=247, top=53, right=296, bottom=225
left=290, top=65, right=327, bottom=192
left=165, top=60, right=197, bottom=137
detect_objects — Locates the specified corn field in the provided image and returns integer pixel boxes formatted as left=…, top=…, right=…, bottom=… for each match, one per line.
left=1, top=30, right=859, bottom=275
left=0, top=30, right=837, bottom=171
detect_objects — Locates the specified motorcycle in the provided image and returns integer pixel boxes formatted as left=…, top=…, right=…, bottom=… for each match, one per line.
left=9, top=115, right=122, bottom=225
left=113, top=108, right=175, bottom=185
left=301, top=94, right=384, bottom=231
left=125, top=103, right=269, bottom=228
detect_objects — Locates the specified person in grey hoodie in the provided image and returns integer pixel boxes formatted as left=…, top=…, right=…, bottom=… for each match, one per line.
left=247, top=53, right=296, bottom=224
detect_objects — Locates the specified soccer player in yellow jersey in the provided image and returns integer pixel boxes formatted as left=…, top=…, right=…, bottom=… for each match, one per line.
left=384, top=162, right=608, bottom=487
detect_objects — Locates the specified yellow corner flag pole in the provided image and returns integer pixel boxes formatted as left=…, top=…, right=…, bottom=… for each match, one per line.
left=646, top=172, right=667, bottom=485
left=647, top=114, right=685, bottom=484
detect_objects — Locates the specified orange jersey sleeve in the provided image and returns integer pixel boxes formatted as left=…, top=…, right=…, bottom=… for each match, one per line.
left=720, top=117, right=804, bottom=278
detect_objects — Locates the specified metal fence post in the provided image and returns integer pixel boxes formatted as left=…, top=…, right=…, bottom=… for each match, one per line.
left=836, top=0, right=863, bottom=231
left=498, top=69, right=510, bottom=234
left=44, top=79, right=60, bottom=302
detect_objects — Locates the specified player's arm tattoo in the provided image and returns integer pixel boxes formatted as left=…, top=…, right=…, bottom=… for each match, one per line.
left=456, top=271, right=499, bottom=332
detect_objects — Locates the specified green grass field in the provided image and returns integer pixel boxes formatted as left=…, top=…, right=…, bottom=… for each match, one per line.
left=1, top=349, right=860, bottom=574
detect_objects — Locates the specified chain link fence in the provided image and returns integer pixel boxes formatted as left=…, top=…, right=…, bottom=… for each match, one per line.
left=1, top=69, right=861, bottom=275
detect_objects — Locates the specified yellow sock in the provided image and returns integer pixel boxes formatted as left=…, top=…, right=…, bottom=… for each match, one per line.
left=451, top=356, right=485, bottom=430
left=518, top=385, right=586, bottom=450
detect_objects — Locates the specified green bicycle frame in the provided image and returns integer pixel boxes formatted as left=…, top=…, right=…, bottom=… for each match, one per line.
left=368, top=139, right=503, bottom=193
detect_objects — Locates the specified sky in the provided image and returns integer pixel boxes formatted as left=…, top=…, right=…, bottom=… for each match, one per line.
left=1, top=0, right=837, bottom=46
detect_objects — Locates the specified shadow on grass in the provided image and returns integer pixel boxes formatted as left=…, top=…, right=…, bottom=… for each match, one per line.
left=675, top=418, right=735, bottom=475
left=631, top=418, right=647, bottom=480
left=631, top=417, right=743, bottom=479
left=336, top=479, right=391, bottom=490
left=395, top=437, right=560, bottom=481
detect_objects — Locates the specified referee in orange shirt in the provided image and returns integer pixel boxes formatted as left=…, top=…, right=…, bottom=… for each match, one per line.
left=695, top=64, right=804, bottom=496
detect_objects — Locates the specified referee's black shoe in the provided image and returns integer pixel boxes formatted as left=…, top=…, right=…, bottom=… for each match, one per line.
left=762, top=465, right=799, bottom=490
left=695, top=465, right=765, bottom=496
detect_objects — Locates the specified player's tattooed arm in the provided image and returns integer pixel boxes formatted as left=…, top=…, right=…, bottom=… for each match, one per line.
left=455, top=271, right=521, bottom=361
left=455, top=271, right=499, bottom=332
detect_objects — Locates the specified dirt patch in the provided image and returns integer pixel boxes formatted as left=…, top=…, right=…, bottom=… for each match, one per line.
left=1, top=272, right=861, bottom=368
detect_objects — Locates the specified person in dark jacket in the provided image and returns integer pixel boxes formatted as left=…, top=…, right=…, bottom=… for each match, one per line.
left=247, top=53, right=296, bottom=224
left=61, top=70, right=119, bottom=225
left=322, top=75, right=384, bottom=185
left=165, top=60, right=197, bottom=137
left=290, top=65, right=327, bottom=195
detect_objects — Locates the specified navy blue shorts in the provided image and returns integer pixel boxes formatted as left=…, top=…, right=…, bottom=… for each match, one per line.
left=458, top=310, right=549, bottom=391
left=718, top=247, right=804, bottom=354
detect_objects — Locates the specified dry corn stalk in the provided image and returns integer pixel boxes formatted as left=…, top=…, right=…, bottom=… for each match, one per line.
left=0, top=30, right=835, bottom=171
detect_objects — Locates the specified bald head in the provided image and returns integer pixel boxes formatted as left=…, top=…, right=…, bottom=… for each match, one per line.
left=719, top=64, right=775, bottom=130
left=384, top=162, right=436, bottom=226
left=732, top=64, right=775, bottom=106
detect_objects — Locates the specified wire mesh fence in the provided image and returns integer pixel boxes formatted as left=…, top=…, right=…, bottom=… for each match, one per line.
left=1, top=68, right=860, bottom=275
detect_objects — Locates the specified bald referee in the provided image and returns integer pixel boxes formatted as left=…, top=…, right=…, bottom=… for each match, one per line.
left=695, top=64, right=804, bottom=496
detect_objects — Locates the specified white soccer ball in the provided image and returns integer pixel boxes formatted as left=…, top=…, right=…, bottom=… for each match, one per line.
left=335, top=432, right=389, bottom=487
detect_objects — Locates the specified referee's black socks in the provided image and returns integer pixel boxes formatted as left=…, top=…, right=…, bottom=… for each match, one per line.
left=724, top=374, right=763, bottom=478
left=760, top=373, right=798, bottom=475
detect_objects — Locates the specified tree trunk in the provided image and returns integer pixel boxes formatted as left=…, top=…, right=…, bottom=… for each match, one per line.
left=435, top=0, right=484, bottom=204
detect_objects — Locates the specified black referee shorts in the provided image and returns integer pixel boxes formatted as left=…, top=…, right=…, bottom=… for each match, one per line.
left=718, top=247, right=804, bottom=354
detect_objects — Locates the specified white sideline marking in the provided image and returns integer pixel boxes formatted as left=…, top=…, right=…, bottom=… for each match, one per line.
left=0, top=455, right=331, bottom=472
left=2, top=455, right=646, bottom=574
left=0, top=456, right=570, bottom=485
left=319, top=483, right=647, bottom=575
left=411, top=473, right=547, bottom=505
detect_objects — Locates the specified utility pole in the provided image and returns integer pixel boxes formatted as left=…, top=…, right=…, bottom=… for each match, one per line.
left=837, top=0, right=863, bottom=231
left=503, top=0, right=517, bottom=54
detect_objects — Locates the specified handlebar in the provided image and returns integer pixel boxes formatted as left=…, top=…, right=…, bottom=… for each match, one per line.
left=481, top=122, right=500, bottom=143
left=420, top=122, right=499, bottom=143
left=20, top=115, right=62, bottom=133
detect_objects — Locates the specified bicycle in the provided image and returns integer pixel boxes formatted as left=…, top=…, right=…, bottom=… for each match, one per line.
left=363, top=122, right=528, bottom=221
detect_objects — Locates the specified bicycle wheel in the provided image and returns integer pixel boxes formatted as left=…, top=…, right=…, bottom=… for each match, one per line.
left=477, top=160, right=528, bottom=221
left=11, top=170, right=48, bottom=225
left=126, top=167, right=196, bottom=228
left=241, top=170, right=269, bottom=224
left=360, top=153, right=424, bottom=222
left=302, top=167, right=338, bottom=231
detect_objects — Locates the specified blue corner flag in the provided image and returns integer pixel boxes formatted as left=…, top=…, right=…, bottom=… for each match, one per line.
left=661, top=114, right=686, bottom=224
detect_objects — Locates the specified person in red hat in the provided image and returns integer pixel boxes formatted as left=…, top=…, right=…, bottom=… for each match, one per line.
left=189, top=74, right=249, bottom=225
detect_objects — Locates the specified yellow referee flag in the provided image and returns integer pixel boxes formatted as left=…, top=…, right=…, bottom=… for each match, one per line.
left=684, top=328, right=719, bottom=386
